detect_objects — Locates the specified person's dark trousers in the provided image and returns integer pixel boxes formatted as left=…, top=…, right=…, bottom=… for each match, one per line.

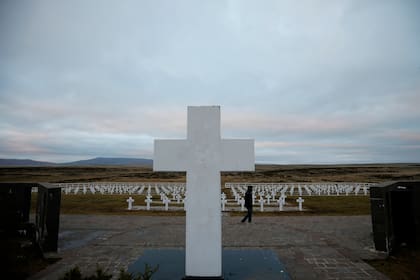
left=241, top=207, right=252, bottom=223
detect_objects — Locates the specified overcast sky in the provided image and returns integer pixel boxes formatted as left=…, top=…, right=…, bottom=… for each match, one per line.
left=1, top=0, right=419, bottom=164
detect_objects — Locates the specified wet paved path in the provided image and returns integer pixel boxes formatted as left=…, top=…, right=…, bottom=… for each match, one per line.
left=31, top=215, right=388, bottom=280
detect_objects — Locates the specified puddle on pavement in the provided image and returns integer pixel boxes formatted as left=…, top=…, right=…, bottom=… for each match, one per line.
left=128, top=248, right=291, bottom=280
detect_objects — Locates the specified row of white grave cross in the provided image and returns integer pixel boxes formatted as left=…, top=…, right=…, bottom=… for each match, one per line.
left=125, top=191, right=306, bottom=212
left=54, top=182, right=373, bottom=196
left=127, top=194, right=183, bottom=211
left=226, top=182, right=373, bottom=197
left=223, top=191, right=298, bottom=212
left=55, top=182, right=186, bottom=196
left=124, top=186, right=187, bottom=211
left=50, top=181, right=372, bottom=212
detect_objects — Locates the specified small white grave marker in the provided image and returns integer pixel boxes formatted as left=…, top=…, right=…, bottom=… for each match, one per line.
left=221, top=195, right=227, bottom=211
left=145, top=195, right=152, bottom=211
left=296, top=197, right=304, bottom=211
left=176, top=193, right=182, bottom=204
left=163, top=196, right=170, bottom=211
left=271, top=190, right=276, bottom=199
left=259, top=197, right=265, bottom=212
left=280, top=193, right=286, bottom=205
left=126, top=196, right=134, bottom=210
left=277, top=197, right=283, bottom=211
left=266, top=194, right=272, bottom=204
left=239, top=197, right=245, bottom=211
left=363, top=186, right=368, bottom=196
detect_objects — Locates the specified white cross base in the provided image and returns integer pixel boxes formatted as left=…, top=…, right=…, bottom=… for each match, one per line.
left=154, top=106, right=254, bottom=278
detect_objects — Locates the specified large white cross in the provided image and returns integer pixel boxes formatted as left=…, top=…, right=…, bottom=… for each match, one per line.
left=154, top=106, right=254, bottom=278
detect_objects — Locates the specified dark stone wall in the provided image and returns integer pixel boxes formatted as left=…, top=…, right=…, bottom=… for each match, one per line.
left=0, top=183, right=61, bottom=253
left=370, top=181, right=420, bottom=253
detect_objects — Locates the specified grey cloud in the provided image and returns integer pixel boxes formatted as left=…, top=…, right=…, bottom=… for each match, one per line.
left=1, top=0, right=419, bottom=163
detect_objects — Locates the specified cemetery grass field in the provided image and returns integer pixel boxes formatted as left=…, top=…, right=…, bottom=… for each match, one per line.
left=4, top=163, right=417, bottom=216
left=29, top=194, right=371, bottom=216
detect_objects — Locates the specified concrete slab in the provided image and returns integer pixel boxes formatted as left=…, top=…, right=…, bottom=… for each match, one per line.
left=30, top=215, right=389, bottom=280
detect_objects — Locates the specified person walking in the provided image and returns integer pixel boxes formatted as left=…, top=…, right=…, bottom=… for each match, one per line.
left=241, top=185, right=253, bottom=223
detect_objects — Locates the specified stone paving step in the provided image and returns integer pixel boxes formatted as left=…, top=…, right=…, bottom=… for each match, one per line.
left=30, top=215, right=389, bottom=280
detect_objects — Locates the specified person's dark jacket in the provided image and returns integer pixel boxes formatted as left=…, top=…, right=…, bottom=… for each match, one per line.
left=244, top=190, right=253, bottom=209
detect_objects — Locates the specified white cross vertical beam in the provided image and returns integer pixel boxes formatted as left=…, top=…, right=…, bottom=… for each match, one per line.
left=154, top=106, right=254, bottom=278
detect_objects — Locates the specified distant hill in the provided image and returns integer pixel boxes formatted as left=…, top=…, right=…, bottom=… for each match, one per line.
left=63, top=157, right=153, bottom=166
left=0, top=157, right=153, bottom=167
left=0, top=159, right=56, bottom=166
